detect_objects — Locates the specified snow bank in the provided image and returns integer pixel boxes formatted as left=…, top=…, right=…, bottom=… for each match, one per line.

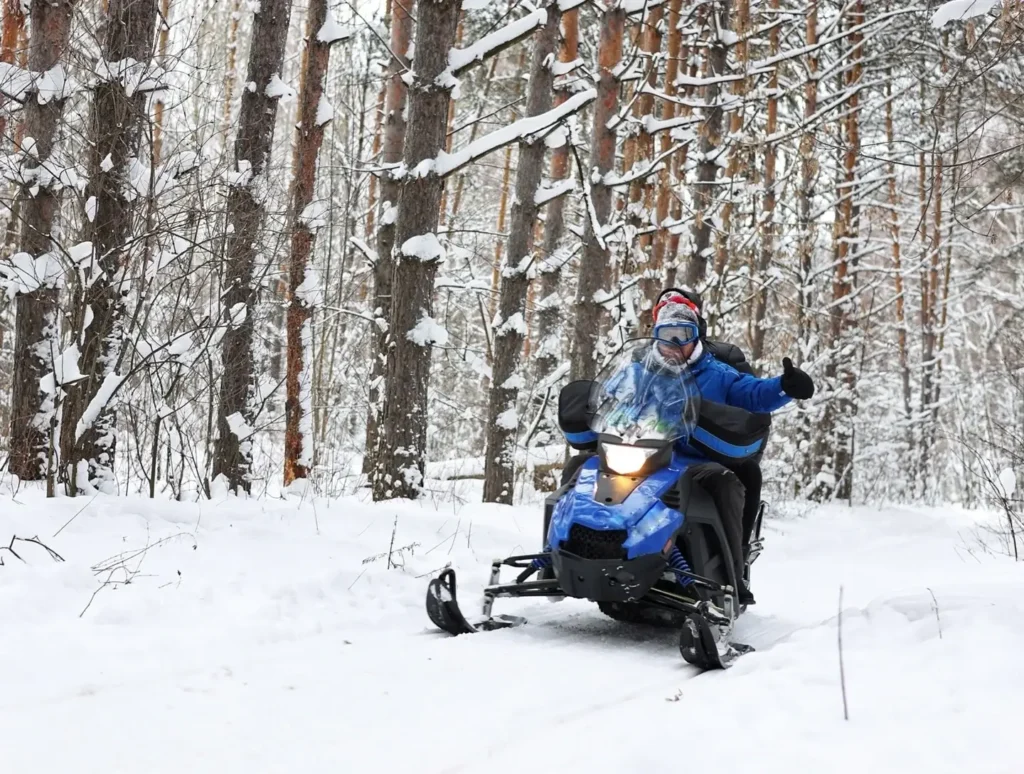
left=1, top=492, right=1021, bottom=774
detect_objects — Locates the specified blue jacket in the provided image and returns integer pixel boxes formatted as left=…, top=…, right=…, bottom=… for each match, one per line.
left=687, top=349, right=791, bottom=414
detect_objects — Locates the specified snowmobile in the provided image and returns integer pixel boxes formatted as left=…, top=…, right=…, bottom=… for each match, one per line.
left=425, top=339, right=772, bottom=670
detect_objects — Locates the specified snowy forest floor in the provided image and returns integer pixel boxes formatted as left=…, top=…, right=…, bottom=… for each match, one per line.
left=2, top=482, right=1022, bottom=773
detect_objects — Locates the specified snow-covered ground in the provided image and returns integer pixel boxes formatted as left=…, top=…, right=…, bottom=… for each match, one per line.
left=2, top=484, right=1022, bottom=773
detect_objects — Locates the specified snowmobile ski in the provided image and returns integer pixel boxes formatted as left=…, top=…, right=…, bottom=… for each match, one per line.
left=425, top=568, right=526, bottom=635
left=678, top=612, right=754, bottom=670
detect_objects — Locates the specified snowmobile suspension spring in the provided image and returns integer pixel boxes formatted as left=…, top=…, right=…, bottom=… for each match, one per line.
left=530, top=552, right=552, bottom=570
left=668, top=546, right=695, bottom=587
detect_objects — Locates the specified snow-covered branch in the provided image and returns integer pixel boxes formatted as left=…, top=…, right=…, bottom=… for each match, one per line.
left=427, top=88, right=597, bottom=179
left=449, top=9, right=549, bottom=77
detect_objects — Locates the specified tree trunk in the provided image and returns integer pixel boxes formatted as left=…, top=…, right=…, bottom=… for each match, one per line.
left=363, top=0, right=415, bottom=475
left=795, top=0, right=819, bottom=493
left=814, top=0, right=862, bottom=502
left=749, top=0, right=779, bottom=365
left=710, top=0, right=748, bottom=292
left=569, top=1, right=624, bottom=381
left=371, top=0, right=462, bottom=501
left=222, top=0, right=242, bottom=142
left=482, top=5, right=560, bottom=504
left=684, top=0, right=731, bottom=287
left=645, top=0, right=683, bottom=332
left=623, top=4, right=662, bottom=330
left=211, top=0, right=294, bottom=492
left=152, top=0, right=171, bottom=166
left=0, top=0, right=25, bottom=144
left=60, top=0, right=159, bottom=494
left=7, top=0, right=74, bottom=484
left=284, top=0, right=344, bottom=485
left=533, top=7, right=578, bottom=385
left=885, top=73, right=913, bottom=453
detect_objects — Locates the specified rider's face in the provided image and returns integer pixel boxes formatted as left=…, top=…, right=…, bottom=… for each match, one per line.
left=657, top=339, right=696, bottom=364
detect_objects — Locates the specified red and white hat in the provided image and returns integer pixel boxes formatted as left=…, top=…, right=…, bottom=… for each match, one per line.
left=652, top=292, right=699, bottom=323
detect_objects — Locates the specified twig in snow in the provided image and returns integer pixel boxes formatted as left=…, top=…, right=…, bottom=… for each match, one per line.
left=387, top=514, right=398, bottom=570
left=53, top=495, right=98, bottom=537
left=347, top=567, right=368, bottom=590
left=926, top=587, right=943, bottom=640
left=1, top=535, right=66, bottom=565
left=415, top=562, right=452, bottom=579
left=81, top=531, right=195, bottom=617
left=1, top=535, right=25, bottom=564
left=838, top=585, right=849, bottom=721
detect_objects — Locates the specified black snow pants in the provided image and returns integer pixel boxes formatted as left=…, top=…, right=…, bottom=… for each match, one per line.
left=688, top=463, right=749, bottom=595
left=731, top=457, right=762, bottom=555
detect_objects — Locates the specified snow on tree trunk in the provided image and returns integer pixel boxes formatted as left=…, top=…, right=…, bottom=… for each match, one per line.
left=212, top=0, right=294, bottom=493
left=371, top=0, right=463, bottom=501
left=683, top=0, right=730, bottom=288
left=363, top=0, right=415, bottom=476
left=6, top=0, right=74, bottom=484
left=569, top=1, right=624, bottom=382
left=284, top=0, right=346, bottom=487
left=59, top=0, right=159, bottom=495
left=482, top=4, right=561, bottom=505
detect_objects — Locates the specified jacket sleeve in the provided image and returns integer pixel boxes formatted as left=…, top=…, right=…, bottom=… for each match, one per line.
left=719, top=364, right=792, bottom=413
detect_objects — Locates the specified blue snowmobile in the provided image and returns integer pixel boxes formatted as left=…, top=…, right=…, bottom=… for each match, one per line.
left=425, top=339, right=771, bottom=670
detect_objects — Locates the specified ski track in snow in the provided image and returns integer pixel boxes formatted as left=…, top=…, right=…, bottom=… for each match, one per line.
left=1, top=488, right=1022, bottom=773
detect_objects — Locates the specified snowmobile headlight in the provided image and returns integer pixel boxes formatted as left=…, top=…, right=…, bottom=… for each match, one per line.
left=602, top=443, right=657, bottom=475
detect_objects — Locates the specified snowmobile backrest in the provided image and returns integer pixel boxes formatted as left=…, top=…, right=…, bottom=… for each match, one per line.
left=558, top=380, right=599, bottom=450
left=687, top=400, right=772, bottom=466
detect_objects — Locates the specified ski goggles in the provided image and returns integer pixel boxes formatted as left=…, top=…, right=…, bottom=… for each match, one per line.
left=653, top=321, right=699, bottom=346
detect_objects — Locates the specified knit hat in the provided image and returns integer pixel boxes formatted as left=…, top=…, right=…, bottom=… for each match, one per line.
left=654, top=298, right=699, bottom=327
left=653, top=290, right=700, bottom=322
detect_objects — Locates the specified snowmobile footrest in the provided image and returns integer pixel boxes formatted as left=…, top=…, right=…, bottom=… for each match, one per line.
left=678, top=612, right=754, bottom=670
left=426, top=568, right=525, bottom=635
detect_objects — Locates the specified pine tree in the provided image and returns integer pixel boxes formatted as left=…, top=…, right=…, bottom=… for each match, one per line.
left=6, top=0, right=75, bottom=486
left=212, top=0, right=295, bottom=492
left=60, top=0, right=161, bottom=494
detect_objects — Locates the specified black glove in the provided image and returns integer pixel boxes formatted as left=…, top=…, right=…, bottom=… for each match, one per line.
left=781, top=357, right=814, bottom=400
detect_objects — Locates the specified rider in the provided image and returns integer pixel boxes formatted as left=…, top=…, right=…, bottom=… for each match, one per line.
left=645, top=295, right=814, bottom=605
left=653, top=287, right=762, bottom=564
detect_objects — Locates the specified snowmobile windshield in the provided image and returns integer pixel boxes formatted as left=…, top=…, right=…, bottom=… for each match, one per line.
left=588, top=339, right=701, bottom=445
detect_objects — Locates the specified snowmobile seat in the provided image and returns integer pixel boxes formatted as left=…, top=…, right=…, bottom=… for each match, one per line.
left=687, top=399, right=772, bottom=469
left=557, top=379, right=599, bottom=451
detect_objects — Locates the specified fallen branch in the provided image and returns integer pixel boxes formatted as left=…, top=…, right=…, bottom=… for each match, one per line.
left=0, top=534, right=66, bottom=566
